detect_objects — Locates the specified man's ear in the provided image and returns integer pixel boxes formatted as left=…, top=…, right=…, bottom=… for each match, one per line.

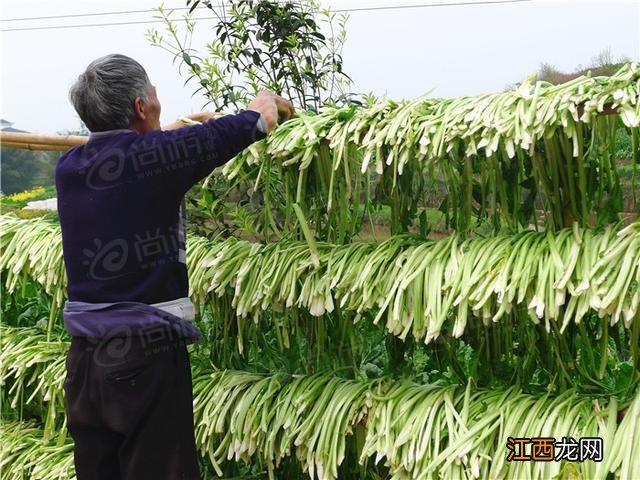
left=133, top=96, right=146, bottom=121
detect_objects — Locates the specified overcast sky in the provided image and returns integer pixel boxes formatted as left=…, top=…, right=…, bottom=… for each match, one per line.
left=1, top=0, right=638, bottom=133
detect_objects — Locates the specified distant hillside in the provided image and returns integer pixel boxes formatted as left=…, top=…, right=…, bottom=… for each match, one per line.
left=509, top=49, right=633, bottom=88
left=1, top=148, right=58, bottom=195
left=536, top=62, right=627, bottom=85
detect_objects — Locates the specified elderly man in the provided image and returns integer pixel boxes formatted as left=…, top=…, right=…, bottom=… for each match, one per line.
left=56, top=53, right=294, bottom=480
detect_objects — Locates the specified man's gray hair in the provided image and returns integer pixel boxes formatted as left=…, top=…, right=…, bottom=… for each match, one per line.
left=69, top=54, right=151, bottom=132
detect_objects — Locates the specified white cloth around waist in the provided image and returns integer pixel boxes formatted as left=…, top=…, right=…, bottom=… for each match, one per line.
left=149, top=297, right=196, bottom=322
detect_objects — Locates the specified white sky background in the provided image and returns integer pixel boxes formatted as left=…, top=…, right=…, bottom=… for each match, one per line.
left=1, top=0, right=639, bottom=133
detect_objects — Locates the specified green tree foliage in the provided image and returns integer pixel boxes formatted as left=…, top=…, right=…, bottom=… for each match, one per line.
left=0, top=148, right=58, bottom=195
left=148, top=0, right=351, bottom=111
left=149, top=0, right=354, bottom=239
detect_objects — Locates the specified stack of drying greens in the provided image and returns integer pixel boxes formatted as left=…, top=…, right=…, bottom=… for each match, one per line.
left=1, top=63, right=639, bottom=479
left=222, top=63, right=639, bottom=237
left=2, top=215, right=638, bottom=344
left=2, top=326, right=640, bottom=480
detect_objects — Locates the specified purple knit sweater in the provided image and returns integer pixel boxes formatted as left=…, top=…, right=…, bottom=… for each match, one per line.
left=55, top=110, right=264, bottom=339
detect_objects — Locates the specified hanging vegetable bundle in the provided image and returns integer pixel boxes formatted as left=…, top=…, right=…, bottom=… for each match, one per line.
left=3, top=215, right=638, bottom=345
left=1, top=61, right=639, bottom=480
left=2, top=326, right=639, bottom=480
left=220, top=63, right=639, bottom=234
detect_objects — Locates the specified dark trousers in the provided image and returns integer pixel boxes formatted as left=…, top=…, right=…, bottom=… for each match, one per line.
left=64, top=335, right=201, bottom=480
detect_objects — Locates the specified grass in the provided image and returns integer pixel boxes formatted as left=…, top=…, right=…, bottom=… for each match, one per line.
left=1, top=185, right=57, bottom=210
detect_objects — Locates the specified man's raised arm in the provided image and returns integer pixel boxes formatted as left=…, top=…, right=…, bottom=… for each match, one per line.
left=154, top=91, right=295, bottom=194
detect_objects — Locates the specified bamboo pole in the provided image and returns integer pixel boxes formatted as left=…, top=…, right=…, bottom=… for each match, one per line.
left=0, top=104, right=617, bottom=153
left=0, top=131, right=87, bottom=152
left=1, top=141, right=80, bottom=152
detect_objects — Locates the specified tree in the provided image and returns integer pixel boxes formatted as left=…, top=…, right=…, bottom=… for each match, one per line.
left=147, top=0, right=351, bottom=111
left=147, top=0, right=355, bottom=239
left=0, top=148, right=58, bottom=195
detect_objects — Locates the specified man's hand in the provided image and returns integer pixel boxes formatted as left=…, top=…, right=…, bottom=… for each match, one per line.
left=247, top=91, right=295, bottom=133
left=161, top=93, right=294, bottom=134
